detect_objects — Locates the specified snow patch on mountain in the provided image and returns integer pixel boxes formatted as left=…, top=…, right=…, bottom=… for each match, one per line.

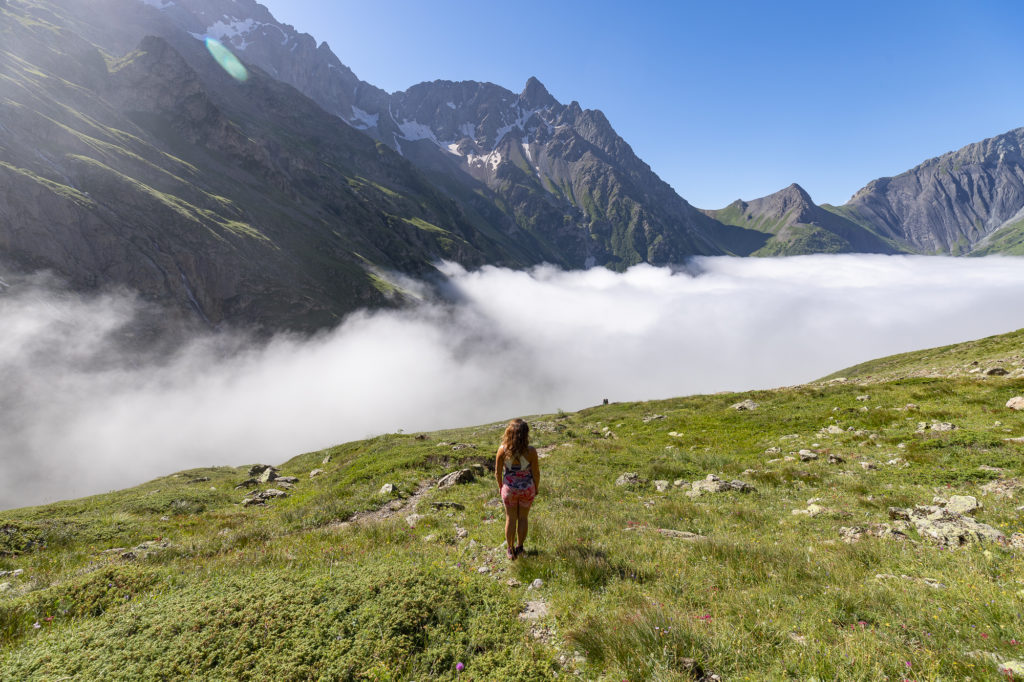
left=138, top=0, right=174, bottom=9
left=467, top=151, right=502, bottom=172
left=397, top=119, right=439, bottom=144
left=349, top=106, right=379, bottom=130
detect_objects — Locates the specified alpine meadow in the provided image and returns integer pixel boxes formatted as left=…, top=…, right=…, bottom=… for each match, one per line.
left=3, top=0, right=1024, bottom=680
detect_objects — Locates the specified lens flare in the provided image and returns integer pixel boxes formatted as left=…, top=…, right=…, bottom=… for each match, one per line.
left=204, top=37, right=248, bottom=82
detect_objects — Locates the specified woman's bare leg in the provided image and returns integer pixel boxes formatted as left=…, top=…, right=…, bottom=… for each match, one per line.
left=505, top=506, right=518, bottom=551
left=516, top=505, right=529, bottom=549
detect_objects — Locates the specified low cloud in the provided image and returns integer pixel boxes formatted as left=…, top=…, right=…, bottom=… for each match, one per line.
left=3, top=255, right=1024, bottom=509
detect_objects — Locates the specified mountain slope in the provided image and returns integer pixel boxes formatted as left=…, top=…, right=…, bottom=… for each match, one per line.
left=0, top=0, right=546, bottom=329
left=706, top=183, right=899, bottom=256
left=3, top=331, right=1024, bottom=678
left=841, top=127, right=1024, bottom=255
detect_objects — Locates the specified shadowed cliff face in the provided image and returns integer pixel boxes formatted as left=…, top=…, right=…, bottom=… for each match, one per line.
left=843, top=128, right=1024, bottom=254
left=0, top=1, right=549, bottom=331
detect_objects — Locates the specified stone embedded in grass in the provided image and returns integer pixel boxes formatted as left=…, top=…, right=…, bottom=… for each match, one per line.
left=615, top=472, right=645, bottom=487
left=792, top=503, right=826, bottom=518
left=527, top=578, right=543, bottom=590
left=886, top=457, right=908, bottom=467
left=874, top=573, right=945, bottom=589
left=642, top=414, right=665, bottom=423
left=685, top=475, right=755, bottom=497
left=241, top=488, right=287, bottom=507
left=321, top=454, right=331, bottom=464
left=405, top=514, right=423, bottom=528
left=1007, top=396, right=1024, bottom=410
left=839, top=523, right=910, bottom=543
left=999, top=661, right=1024, bottom=676
left=309, top=469, right=325, bottom=479
left=917, top=421, right=957, bottom=433
left=654, top=480, right=670, bottom=492
left=860, top=461, right=877, bottom=470
left=856, top=395, right=870, bottom=401
left=275, top=476, right=298, bottom=484
left=438, top=468, right=475, bottom=489
left=827, top=454, right=845, bottom=464
left=820, top=425, right=845, bottom=435
left=987, top=367, right=1009, bottom=376
left=799, top=450, right=818, bottom=462
left=430, top=501, right=465, bottom=511
left=379, top=483, right=396, bottom=496
left=730, top=399, right=758, bottom=411
left=519, top=600, right=549, bottom=620
left=888, top=503, right=1005, bottom=546
left=234, top=478, right=258, bottom=489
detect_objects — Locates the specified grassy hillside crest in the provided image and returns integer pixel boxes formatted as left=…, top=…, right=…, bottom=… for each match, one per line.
left=3, top=330, right=1024, bottom=679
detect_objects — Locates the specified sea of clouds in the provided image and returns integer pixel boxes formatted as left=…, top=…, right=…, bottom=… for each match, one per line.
left=3, top=254, right=1024, bottom=509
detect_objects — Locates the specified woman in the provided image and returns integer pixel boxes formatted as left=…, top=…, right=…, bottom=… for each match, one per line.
left=495, top=418, right=540, bottom=560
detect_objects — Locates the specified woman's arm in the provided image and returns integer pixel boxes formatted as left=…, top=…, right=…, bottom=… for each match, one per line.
left=494, top=447, right=504, bottom=494
left=529, top=447, right=540, bottom=494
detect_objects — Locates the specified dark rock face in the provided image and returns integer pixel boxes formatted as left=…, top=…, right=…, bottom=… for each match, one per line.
left=843, top=128, right=1024, bottom=254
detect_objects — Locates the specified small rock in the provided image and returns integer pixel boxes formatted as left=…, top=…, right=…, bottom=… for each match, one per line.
left=615, top=472, right=645, bottom=487
left=930, top=422, right=957, bottom=432
left=309, top=469, right=325, bottom=478
left=654, top=480, right=670, bottom=492
left=528, top=578, right=543, bottom=590
left=321, top=455, right=331, bottom=465
left=275, top=476, right=298, bottom=484
left=783, top=456, right=796, bottom=462
left=987, top=367, right=1009, bottom=376
left=405, top=514, right=423, bottom=528
left=1010, top=533, right=1024, bottom=550
left=234, top=479, right=259, bottom=490
left=886, top=457, right=907, bottom=467
left=1007, top=397, right=1024, bottom=410
left=643, top=414, right=666, bottom=423
left=430, top=501, right=466, bottom=510
left=821, top=425, right=845, bottom=435
left=455, top=526, right=469, bottom=539
left=856, top=395, right=870, bottom=401
left=905, top=403, right=919, bottom=410
left=160, top=516, right=170, bottom=521
left=0, top=583, right=11, bottom=592
left=656, top=529, right=704, bottom=540
left=379, top=483, right=395, bottom=496
left=673, top=479, right=687, bottom=488
left=438, top=469, right=475, bottom=489
left=275, top=481, right=295, bottom=490
left=668, top=431, right=682, bottom=437
left=186, top=477, right=211, bottom=484
left=730, top=399, right=758, bottom=411
left=506, top=578, right=521, bottom=588
left=799, top=450, right=818, bottom=462
left=860, top=461, right=877, bottom=470
left=765, top=447, right=781, bottom=455
left=423, top=534, right=436, bottom=543
left=451, top=443, right=477, bottom=451
left=827, top=454, right=845, bottom=464
left=788, top=632, right=808, bottom=645
left=477, top=566, right=490, bottom=574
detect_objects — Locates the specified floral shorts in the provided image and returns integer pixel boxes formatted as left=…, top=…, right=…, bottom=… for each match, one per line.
left=501, top=482, right=536, bottom=510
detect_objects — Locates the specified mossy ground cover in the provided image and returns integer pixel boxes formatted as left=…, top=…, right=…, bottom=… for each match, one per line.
left=3, top=339, right=1024, bottom=679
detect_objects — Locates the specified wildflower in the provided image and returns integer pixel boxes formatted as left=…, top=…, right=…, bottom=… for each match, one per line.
left=456, top=662, right=465, bottom=673
left=33, top=622, right=40, bottom=629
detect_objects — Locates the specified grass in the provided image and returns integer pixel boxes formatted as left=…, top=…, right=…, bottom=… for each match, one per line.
left=2, top=335, right=1024, bottom=678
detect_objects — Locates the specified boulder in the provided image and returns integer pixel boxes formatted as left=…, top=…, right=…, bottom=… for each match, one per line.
left=987, top=367, right=1009, bottom=376
left=730, top=399, right=758, bottom=411
left=379, top=483, right=396, bottom=496
left=438, top=469, right=475, bottom=489
left=615, top=472, right=645, bottom=487
left=241, top=488, right=288, bottom=507
left=275, top=476, right=298, bottom=484
left=248, top=465, right=278, bottom=483
left=946, top=495, right=981, bottom=515
left=1007, top=397, right=1024, bottom=410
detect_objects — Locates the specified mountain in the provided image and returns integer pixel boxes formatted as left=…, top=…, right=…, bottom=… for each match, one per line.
left=0, top=0, right=552, bottom=330
left=705, top=183, right=898, bottom=256
left=840, top=127, right=1024, bottom=255
left=122, top=0, right=738, bottom=268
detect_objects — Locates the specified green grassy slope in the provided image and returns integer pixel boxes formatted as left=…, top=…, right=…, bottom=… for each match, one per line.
left=4, top=329, right=1024, bottom=678
left=822, top=328, right=1024, bottom=383
left=971, top=216, right=1024, bottom=256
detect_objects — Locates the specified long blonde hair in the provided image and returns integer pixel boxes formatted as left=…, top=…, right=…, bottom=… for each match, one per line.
left=499, top=418, right=530, bottom=469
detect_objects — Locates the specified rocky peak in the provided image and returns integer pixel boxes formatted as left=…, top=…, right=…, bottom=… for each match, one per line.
left=519, top=76, right=557, bottom=109
left=746, top=183, right=816, bottom=221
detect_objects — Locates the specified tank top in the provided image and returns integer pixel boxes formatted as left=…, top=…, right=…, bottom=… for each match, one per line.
left=502, top=449, right=533, bottom=490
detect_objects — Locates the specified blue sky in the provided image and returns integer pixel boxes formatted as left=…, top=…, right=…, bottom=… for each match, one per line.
left=259, top=0, right=1024, bottom=210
